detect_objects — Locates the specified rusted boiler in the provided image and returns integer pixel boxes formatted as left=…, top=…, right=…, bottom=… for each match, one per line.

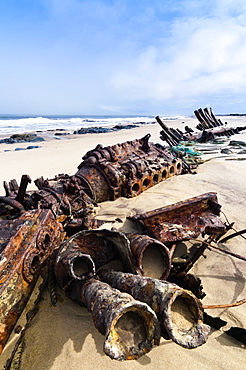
left=76, top=134, right=182, bottom=202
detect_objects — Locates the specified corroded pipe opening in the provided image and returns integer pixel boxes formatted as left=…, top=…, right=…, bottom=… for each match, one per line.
left=23, top=250, right=41, bottom=283
left=171, top=296, right=196, bottom=331
left=104, top=303, right=160, bottom=361
left=128, top=234, right=171, bottom=280
left=153, top=173, right=159, bottom=184
left=73, top=279, right=160, bottom=361
left=55, top=240, right=96, bottom=293
left=131, top=182, right=141, bottom=196
left=70, top=254, right=96, bottom=281
left=169, top=166, right=175, bottom=175
left=141, top=242, right=169, bottom=280
left=162, top=169, right=167, bottom=179
left=165, top=290, right=209, bottom=348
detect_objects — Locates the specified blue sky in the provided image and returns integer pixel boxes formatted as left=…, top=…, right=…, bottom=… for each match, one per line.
left=1, top=0, right=246, bottom=115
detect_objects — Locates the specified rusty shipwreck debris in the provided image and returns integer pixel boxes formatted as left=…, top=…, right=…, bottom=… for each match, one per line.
left=129, top=192, right=226, bottom=243
left=127, top=233, right=171, bottom=280
left=157, top=108, right=246, bottom=146
left=1, top=128, right=245, bottom=365
left=0, top=209, right=64, bottom=353
left=54, top=231, right=161, bottom=360
left=1, top=134, right=183, bottom=232
left=54, top=239, right=96, bottom=293
left=55, top=229, right=136, bottom=294
left=129, top=192, right=227, bottom=299
left=98, top=270, right=210, bottom=349
left=59, top=277, right=161, bottom=360
left=76, top=133, right=182, bottom=201
left=55, top=229, right=172, bottom=289
left=0, top=134, right=183, bottom=357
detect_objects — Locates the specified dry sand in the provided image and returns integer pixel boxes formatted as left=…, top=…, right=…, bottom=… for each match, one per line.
left=1, top=116, right=246, bottom=369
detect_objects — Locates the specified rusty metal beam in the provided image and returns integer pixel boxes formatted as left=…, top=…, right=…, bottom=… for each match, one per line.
left=157, top=111, right=246, bottom=146
left=130, top=192, right=226, bottom=243
left=0, top=209, right=64, bottom=353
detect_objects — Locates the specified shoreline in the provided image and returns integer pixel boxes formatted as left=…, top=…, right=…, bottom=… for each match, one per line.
left=0, top=115, right=246, bottom=191
left=0, top=122, right=163, bottom=191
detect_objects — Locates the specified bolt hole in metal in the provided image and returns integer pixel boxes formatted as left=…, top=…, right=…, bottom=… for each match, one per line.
left=171, top=295, right=197, bottom=332
left=37, top=231, right=52, bottom=251
left=132, top=183, right=140, bottom=193
left=177, top=162, right=182, bottom=172
left=114, top=312, right=147, bottom=353
left=142, top=178, right=149, bottom=188
left=142, top=244, right=166, bottom=279
left=162, top=169, right=167, bottom=179
left=169, top=166, right=175, bottom=175
left=153, top=174, right=159, bottom=184
left=30, top=255, right=40, bottom=275
left=43, top=233, right=51, bottom=248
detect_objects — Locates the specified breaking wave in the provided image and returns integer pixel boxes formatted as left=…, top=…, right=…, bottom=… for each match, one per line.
left=0, top=115, right=187, bottom=136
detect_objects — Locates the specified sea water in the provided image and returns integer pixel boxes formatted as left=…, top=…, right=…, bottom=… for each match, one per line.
left=0, top=114, right=186, bottom=137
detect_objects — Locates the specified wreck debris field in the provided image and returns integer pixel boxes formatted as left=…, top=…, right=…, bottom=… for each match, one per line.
left=0, top=114, right=246, bottom=370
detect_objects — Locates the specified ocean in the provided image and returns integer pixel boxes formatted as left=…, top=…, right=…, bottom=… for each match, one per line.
left=0, top=114, right=186, bottom=137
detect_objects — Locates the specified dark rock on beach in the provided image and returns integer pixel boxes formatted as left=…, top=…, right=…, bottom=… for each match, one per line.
left=221, top=148, right=233, bottom=154
left=237, top=149, right=246, bottom=154
left=74, top=126, right=113, bottom=134
left=0, top=133, right=45, bottom=144
left=27, top=145, right=41, bottom=150
left=229, top=140, right=246, bottom=147
left=14, top=145, right=41, bottom=151
left=112, top=124, right=138, bottom=130
left=74, top=123, right=140, bottom=135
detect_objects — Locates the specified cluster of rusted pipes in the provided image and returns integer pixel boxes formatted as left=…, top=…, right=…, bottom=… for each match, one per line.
left=158, top=108, right=246, bottom=146
left=53, top=191, right=226, bottom=359
left=0, top=133, right=228, bottom=361
left=54, top=223, right=213, bottom=359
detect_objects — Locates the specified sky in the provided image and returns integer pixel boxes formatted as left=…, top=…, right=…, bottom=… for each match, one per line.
left=1, top=0, right=246, bottom=116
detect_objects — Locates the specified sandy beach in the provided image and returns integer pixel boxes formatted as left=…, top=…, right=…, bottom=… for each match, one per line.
left=1, top=116, right=246, bottom=369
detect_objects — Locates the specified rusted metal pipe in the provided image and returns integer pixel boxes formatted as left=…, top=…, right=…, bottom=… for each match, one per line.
left=98, top=270, right=210, bottom=349
left=0, top=196, right=26, bottom=215
left=55, top=239, right=96, bottom=294
left=127, top=234, right=171, bottom=280
left=16, top=174, right=32, bottom=203
left=70, top=278, right=160, bottom=360
left=55, top=229, right=136, bottom=276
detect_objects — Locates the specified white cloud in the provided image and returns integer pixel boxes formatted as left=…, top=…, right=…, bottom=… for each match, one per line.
left=110, top=9, right=246, bottom=111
